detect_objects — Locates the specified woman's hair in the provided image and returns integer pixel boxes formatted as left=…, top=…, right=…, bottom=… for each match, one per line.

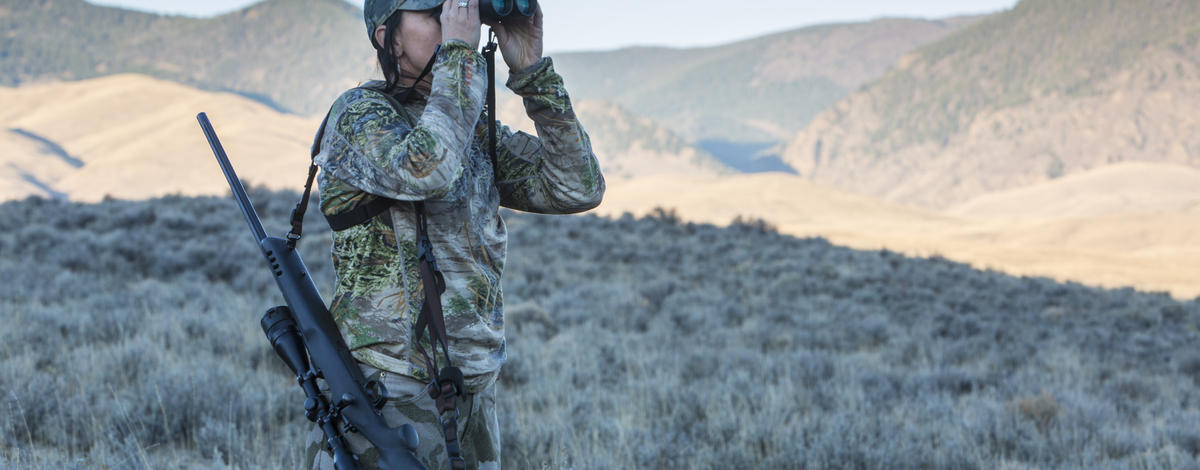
left=375, top=10, right=406, bottom=93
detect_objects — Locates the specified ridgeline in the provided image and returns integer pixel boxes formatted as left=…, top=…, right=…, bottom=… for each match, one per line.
left=2, top=0, right=372, bottom=115
left=3, top=0, right=974, bottom=145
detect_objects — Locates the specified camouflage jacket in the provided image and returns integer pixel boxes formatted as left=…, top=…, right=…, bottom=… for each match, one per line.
left=314, top=40, right=604, bottom=391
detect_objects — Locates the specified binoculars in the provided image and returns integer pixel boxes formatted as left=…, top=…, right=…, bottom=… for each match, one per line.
left=479, top=0, right=537, bottom=22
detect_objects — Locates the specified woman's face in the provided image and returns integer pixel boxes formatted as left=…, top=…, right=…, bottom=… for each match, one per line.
left=394, top=8, right=442, bottom=80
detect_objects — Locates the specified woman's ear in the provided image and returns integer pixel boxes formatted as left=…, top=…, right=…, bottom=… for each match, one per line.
left=373, top=24, right=388, bottom=50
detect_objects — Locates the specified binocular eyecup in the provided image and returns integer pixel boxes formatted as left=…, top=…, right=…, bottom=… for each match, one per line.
left=479, top=0, right=537, bottom=23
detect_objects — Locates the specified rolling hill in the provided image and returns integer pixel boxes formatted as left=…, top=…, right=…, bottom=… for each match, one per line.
left=0, top=74, right=727, bottom=201
left=946, top=161, right=1200, bottom=220
left=782, top=0, right=1200, bottom=208
left=553, top=17, right=979, bottom=143
left=2, top=73, right=1193, bottom=297
left=0, top=74, right=320, bottom=201
left=3, top=0, right=978, bottom=145
left=595, top=165, right=1200, bottom=298
left=2, top=0, right=373, bottom=116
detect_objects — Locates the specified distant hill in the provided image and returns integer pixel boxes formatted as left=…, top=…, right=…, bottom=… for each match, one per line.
left=0, top=74, right=319, bottom=201
left=782, top=0, right=1200, bottom=208
left=1, top=0, right=372, bottom=116
left=0, top=74, right=727, bottom=201
left=553, top=17, right=978, bottom=143
left=569, top=100, right=732, bottom=180
left=3, top=73, right=1193, bottom=297
left=595, top=168, right=1200, bottom=298
left=3, top=1, right=977, bottom=143
left=946, top=162, right=1200, bottom=220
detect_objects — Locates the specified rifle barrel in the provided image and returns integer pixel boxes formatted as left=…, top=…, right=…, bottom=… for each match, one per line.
left=197, top=112, right=268, bottom=243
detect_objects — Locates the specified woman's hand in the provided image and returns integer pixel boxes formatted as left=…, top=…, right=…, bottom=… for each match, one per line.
left=441, top=0, right=482, bottom=49
left=492, top=5, right=544, bottom=71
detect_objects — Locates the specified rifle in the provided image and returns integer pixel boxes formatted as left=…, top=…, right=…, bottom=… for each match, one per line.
left=196, top=113, right=427, bottom=470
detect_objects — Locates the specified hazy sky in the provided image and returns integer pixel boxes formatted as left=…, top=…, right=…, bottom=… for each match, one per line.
left=86, top=0, right=1020, bottom=53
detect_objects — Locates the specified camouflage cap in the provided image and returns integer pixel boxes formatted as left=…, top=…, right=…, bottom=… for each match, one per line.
left=365, top=0, right=445, bottom=44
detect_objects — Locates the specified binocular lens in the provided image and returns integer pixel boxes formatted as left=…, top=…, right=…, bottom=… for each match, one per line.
left=514, top=0, right=534, bottom=15
left=479, top=0, right=536, bottom=22
left=486, top=0, right=512, bottom=16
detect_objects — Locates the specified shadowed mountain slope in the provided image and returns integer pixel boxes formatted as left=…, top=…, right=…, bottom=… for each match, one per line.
left=3, top=0, right=977, bottom=140
left=2, top=0, right=372, bottom=115
left=553, top=17, right=978, bottom=143
left=782, top=0, right=1200, bottom=208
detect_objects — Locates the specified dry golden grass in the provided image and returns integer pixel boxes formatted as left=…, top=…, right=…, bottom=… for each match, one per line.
left=1, top=75, right=1195, bottom=298
left=596, top=168, right=1200, bottom=299
left=946, top=161, right=1200, bottom=220
left=0, top=74, right=320, bottom=202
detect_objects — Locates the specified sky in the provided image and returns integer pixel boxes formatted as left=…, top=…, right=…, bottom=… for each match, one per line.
left=86, top=0, right=1021, bottom=53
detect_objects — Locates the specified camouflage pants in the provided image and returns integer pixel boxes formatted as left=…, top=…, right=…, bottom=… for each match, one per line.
left=305, top=370, right=501, bottom=470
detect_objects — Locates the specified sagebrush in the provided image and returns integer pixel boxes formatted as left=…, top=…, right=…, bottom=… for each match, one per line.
left=2, top=191, right=1199, bottom=469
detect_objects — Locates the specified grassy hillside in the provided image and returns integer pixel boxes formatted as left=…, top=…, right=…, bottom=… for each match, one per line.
left=553, top=17, right=977, bottom=142
left=783, top=0, right=1200, bottom=207
left=946, top=161, right=1200, bottom=220
left=597, top=170, right=1200, bottom=299
left=3, top=192, right=1200, bottom=468
left=494, top=94, right=734, bottom=180
left=2, top=1, right=975, bottom=142
left=1, top=0, right=372, bottom=115
left=0, top=74, right=728, bottom=202
left=0, top=74, right=321, bottom=202
left=570, top=100, right=733, bottom=180
left=866, top=0, right=1200, bottom=148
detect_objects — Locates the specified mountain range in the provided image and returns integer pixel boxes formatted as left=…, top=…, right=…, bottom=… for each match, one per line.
left=551, top=17, right=978, bottom=143
left=782, top=0, right=1200, bottom=208
left=2, top=0, right=1198, bottom=297
left=2, top=0, right=372, bottom=115
left=2, top=0, right=975, bottom=146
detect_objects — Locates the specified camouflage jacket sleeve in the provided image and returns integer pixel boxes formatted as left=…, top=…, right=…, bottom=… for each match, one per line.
left=494, top=57, right=605, bottom=214
left=316, top=40, right=487, bottom=201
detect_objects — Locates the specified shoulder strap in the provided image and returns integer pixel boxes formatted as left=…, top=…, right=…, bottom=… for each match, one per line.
left=288, top=85, right=405, bottom=241
left=324, top=197, right=396, bottom=231
left=284, top=109, right=331, bottom=246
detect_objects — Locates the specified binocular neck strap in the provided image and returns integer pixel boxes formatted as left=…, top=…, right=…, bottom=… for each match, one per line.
left=483, top=30, right=499, bottom=172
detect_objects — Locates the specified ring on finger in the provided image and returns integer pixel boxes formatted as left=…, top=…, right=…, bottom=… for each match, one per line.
left=457, top=0, right=468, bottom=7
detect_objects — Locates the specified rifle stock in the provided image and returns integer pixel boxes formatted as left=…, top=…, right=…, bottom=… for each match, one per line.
left=196, top=113, right=426, bottom=470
